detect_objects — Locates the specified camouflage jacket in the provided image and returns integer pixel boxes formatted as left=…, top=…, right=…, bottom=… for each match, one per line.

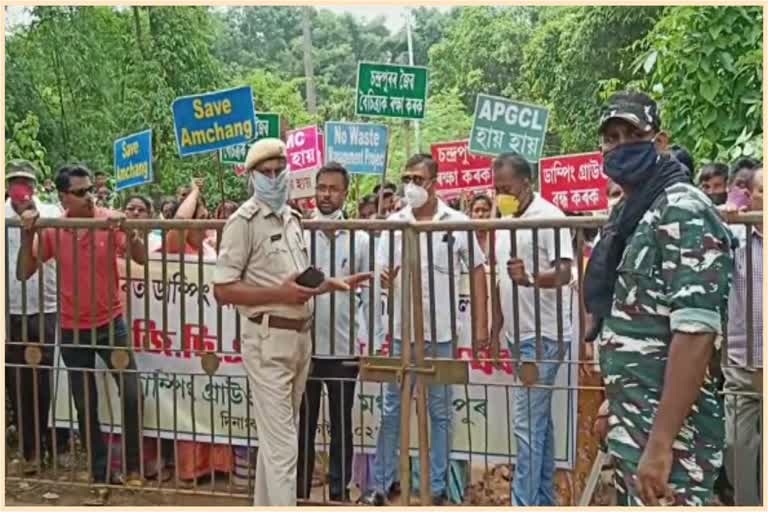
left=599, top=183, right=734, bottom=475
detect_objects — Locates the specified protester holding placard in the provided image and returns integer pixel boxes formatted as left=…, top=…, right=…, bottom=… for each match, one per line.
left=164, top=178, right=218, bottom=259
left=212, top=138, right=371, bottom=506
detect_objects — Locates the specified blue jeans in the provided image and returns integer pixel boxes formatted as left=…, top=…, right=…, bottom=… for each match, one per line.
left=371, top=341, right=453, bottom=496
left=510, top=336, right=564, bottom=506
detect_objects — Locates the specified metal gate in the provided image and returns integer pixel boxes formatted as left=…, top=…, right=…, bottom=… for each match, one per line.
left=5, top=214, right=763, bottom=506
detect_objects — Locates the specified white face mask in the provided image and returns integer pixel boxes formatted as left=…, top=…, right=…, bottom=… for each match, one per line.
left=404, top=183, right=428, bottom=209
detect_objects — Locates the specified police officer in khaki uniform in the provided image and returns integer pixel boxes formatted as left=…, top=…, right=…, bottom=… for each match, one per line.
left=213, top=138, right=371, bottom=506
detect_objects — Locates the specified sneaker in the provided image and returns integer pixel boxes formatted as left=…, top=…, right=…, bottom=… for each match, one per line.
left=82, top=487, right=110, bottom=506
left=124, top=472, right=143, bottom=488
left=10, top=458, right=41, bottom=476
left=357, top=490, right=386, bottom=506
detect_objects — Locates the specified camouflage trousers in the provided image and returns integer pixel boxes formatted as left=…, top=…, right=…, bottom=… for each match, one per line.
left=611, top=453, right=720, bottom=506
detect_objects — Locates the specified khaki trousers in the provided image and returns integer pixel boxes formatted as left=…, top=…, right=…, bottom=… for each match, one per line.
left=723, top=365, right=762, bottom=506
left=241, top=315, right=312, bottom=506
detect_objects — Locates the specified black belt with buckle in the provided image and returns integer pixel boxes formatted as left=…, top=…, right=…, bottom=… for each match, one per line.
left=249, top=314, right=312, bottom=333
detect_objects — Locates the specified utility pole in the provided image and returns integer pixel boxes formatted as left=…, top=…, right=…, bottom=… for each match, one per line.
left=405, top=8, right=421, bottom=152
left=302, top=6, right=317, bottom=114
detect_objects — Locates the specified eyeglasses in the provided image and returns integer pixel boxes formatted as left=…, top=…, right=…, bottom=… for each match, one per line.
left=401, top=175, right=428, bottom=187
left=67, top=186, right=94, bottom=198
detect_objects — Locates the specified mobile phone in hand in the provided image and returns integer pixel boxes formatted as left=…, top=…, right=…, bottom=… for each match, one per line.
left=295, top=266, right=325, bottom=288
left=727, top=187, right=751, bottom=210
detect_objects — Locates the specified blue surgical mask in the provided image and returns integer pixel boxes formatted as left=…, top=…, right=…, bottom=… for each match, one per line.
left=603, top=140, right=659, bottom=187
left=250, top=170, right=288, bottom=213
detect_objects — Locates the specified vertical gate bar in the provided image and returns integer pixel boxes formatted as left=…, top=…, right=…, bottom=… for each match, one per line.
left=554, top=227, right=565, bottom=360
left=745, top=227, right=754, bottom=368
left=509, top=229, right=521, bottom=361
left=426, top=231, right=438, bottom=356
left=310, top=229, right=317, bottom=356
left=531, top=228, right=542, bottom=361
left=89, top=229, right=97, bottom=349
left=330, top=229, right=337, bottom=356
left=398, top=227, right=414, bottom=506
left=387, top=229, right=396, bottom=345
left=367, top=227, right=376, bottom=357
left=575, top=228, right=586, bottom=356
left=142, top=230, right=150, bottom=357
left=34, top=227, right=46, bottom=472
left=466, top=229, right=478, bottom=355
left=489, top=227, right=499, bottom=364
left=407, top=227, right=431, bottom=506
left=349, top=229, right=356, bottom=357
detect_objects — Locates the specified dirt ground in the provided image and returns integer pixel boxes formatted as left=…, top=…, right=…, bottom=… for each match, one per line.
left=6, top=371, right=615, bottom=507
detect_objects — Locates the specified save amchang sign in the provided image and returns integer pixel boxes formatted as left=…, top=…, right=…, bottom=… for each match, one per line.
left=172, top=86, right=256, bottom=157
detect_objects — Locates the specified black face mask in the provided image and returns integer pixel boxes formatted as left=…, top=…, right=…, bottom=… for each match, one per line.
left=603, top=140, right=659, bottom=187
left=707, top=192, right=728, bottom=206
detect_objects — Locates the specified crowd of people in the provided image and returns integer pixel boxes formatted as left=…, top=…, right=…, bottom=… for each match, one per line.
left=6, top=90, right=763, bottom=507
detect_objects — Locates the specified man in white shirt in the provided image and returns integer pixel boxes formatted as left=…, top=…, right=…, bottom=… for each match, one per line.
left=297, top=163, right=373, bottom=502
left=5, top=160, right=65, bottom=473
left=359, top=154, right=489, bottom=506
left=490, top=153, right=573, bottom=506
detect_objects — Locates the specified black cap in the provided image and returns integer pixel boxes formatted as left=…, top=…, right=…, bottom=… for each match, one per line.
left=599, top=91, right=661, bottom=134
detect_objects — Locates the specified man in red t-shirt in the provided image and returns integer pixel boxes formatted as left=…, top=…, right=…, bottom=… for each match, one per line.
left=17, top=164, right=148, bottom=505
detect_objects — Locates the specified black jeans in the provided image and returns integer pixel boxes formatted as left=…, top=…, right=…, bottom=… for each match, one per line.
left=297, top=358, right=359, bottom=500
left=60, top=316, right=142, bottom=482
left=6, top=313, right=69, bottom=461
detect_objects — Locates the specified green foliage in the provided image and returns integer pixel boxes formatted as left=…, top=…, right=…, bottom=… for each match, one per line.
left=521, top=7, right=663, bottom=154
left=633, top=6, right=763, bottom=165
left=4, top=5, right=762, bottom=208
left=5, top=112, right=50, bottom=177
left=429, top=7, right=535, bottom=109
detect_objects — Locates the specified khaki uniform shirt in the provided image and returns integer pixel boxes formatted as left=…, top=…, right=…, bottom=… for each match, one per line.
left=213, top=197, right=312, bottom=320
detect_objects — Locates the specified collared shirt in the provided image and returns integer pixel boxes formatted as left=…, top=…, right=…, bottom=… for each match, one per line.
left=6, top=197, right=59, bottom=315
left=376, top=199, right=486, bottom=343
left=306, top=227, right=372, bottom=357
left=38, top=207, right=127, bottom=329
left=599, top=183, right=733, bottom=469
left=727, top=226, right=763, bottom=368
left=495, top=193, right=574, bottom=342
left=213, top=197, right=311, bottom=321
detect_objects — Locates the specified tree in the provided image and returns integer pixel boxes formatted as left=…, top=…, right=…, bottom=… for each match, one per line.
left=632, top=6, right=763, bottom=164
left=5, top=112, right=51, bottom=177
left=520, top=6, right=663, bottom=155
left=428, top=7, right=536, bottom=109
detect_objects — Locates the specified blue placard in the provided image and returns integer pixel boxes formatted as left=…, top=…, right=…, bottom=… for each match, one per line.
left=324, top=122, right=389, bottom=175
left=172, top=86, right=256, bottom=157
left=114, top=129, right=153, bottom=192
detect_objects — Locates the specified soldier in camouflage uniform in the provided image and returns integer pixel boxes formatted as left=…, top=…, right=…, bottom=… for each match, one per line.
left=584, top=91, right=734, bottom=506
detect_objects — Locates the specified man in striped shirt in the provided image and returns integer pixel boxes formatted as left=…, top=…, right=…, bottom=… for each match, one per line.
left=723, top=167, right=763, bottom=506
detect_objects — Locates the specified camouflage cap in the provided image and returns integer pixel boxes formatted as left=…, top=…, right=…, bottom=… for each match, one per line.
left=598, top=92, right=661, bottom=134
left=6, top=159, right=39, bottom=183
left=244, top=138, right=287, bottom=171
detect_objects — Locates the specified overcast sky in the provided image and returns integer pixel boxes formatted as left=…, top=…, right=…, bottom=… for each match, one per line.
left=5, top=6, right=452, bottom=33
